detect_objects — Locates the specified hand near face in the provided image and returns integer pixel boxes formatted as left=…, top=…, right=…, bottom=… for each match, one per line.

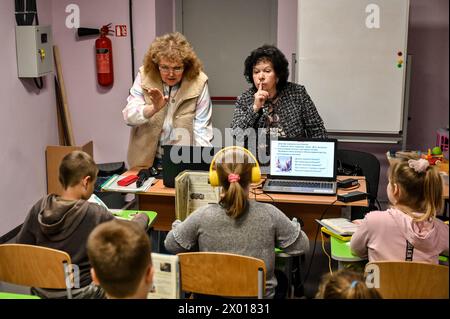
left=148, top=88, right=169, bottom=112
left=253, top=82, right=269, bottom=112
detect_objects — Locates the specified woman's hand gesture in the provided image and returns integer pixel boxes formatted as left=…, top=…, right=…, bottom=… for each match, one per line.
left=253, top=82, right=269, bottom=112
left=148, top=88, right=169, bottom=112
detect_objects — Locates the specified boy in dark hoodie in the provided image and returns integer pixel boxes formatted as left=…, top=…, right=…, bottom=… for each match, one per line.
left=16, top=150, right=149, bottom=298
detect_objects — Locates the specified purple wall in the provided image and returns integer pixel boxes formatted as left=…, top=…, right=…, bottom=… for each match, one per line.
left=407, top=0, right=449, bottom=150
left=132, top=0, right=156, bottom=77
left=0, top=0, right=157, bottom=236
left=0, top=0, right=58, bottom=236
left=51, top=0, right=156, bottom=166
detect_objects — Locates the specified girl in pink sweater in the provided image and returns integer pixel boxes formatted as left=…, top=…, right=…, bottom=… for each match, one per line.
left=350, top=158, right=448, bottom=263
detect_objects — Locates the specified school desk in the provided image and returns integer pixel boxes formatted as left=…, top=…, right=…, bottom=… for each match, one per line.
left=328, top=235, right=366, bottom=269
left=117, top=169, right=368, bottom=239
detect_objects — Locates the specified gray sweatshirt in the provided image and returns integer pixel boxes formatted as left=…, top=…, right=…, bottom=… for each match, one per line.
left=16, top=194, right=148, bottom=287
left=164, top=200, right=309, bottom=298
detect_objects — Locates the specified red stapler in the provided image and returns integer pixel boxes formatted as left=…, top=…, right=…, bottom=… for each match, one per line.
left=117, top=175, right=138, bottom=186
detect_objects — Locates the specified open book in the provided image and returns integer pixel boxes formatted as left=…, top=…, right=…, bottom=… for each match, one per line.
left=175, top=170, right=220, bottom=221
left=316, top=218, right=358, bottom=237
left=147, top=253, right=180, bottom=299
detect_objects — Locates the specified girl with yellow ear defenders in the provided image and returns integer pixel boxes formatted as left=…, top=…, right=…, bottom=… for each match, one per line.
left=164, top=146, right=310, bottom=298
left=208, top=146, right=261, bottom=218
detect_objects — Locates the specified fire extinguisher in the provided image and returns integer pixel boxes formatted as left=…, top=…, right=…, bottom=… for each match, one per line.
left=95, top=24, right=114, bottom=86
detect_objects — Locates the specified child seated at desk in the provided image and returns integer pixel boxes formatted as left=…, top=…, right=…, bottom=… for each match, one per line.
left=316, top=269, right=382, bottom=299
left=16, top=151, right=149, bottom=298
left=164, top=146, right=309, bottom=299
left=87, top=219, right=154, bottom=299
left=350, top=158, right=449, bottom=263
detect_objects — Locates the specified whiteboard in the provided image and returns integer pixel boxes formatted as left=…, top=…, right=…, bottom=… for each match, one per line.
left=297, top=0, right=410, bottom=134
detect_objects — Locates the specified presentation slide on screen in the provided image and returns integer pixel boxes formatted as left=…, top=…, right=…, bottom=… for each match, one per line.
left=270, top=140, right=335, bottom=178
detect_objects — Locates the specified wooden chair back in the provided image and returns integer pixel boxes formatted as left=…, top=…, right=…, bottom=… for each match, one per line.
left=178, top=252, right=266, bottom=298
left=365, top=261, right=449, bottom=299
left=0, top=244, right=73, bottom=298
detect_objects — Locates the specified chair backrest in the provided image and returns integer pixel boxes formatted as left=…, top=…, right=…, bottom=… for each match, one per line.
left=337, top=149, right=381, bottom=218
left=178, top=252, right=266, bottom=298
left=0, top=244, right=73, bottom=298
left=365, top=261, right=449, bottom=299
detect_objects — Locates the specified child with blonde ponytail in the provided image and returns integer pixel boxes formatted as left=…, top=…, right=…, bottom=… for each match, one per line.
left=351, top=158, right=448, bottom=263
left=164, top=147, right=309, bottom=298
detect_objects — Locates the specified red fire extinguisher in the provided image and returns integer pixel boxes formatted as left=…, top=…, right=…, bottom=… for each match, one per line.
left=95, top=24, right=114, bottom=87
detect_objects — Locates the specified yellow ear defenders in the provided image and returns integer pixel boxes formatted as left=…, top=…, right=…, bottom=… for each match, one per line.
left=209, top=146, right=261, bottom=187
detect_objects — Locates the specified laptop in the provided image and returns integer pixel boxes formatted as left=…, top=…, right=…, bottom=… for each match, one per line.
left=162, top=145, right=220, bottom=188
left=262, top=138, right=337, bottom=195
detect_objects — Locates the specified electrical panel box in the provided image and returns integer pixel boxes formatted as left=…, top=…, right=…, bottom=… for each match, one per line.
left=15, top=25, right=53, bottom=78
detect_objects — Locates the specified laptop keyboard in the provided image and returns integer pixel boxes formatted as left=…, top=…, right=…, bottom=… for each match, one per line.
left=268, top=180, right=334, bottom=189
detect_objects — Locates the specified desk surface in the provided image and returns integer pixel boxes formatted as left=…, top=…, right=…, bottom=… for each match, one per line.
left=110, top=209, right=158, bottom=228
left=123, top=169, right=367, bottom=233
left=125, top=168, right=369, bottom=207
left=330, top=236, right=366, bottom=262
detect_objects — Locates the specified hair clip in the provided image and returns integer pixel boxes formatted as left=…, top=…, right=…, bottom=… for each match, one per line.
left=350, top=280, right=358, bottom=289
left=408, top=158, right=429, bottom=173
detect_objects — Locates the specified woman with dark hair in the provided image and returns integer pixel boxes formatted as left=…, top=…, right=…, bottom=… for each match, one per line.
left=230, top=45, right=327, bottom=159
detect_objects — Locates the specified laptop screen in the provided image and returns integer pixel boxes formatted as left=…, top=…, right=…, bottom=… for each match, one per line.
left=269, top=138, right=337, bottom=180
left=162, top=145, right=220, bottom=188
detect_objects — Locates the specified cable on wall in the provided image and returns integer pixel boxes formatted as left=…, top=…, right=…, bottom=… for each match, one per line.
left=129, top=0, right=136, bottom=82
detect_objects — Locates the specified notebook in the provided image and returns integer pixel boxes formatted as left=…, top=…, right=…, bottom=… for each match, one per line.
left=316, top=218, right=358, bottom=237
left=262, top=138, right=337, bottom=195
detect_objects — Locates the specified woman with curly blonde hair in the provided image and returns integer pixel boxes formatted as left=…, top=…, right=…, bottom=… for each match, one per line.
left=123, top=32, right=213, bottom=168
